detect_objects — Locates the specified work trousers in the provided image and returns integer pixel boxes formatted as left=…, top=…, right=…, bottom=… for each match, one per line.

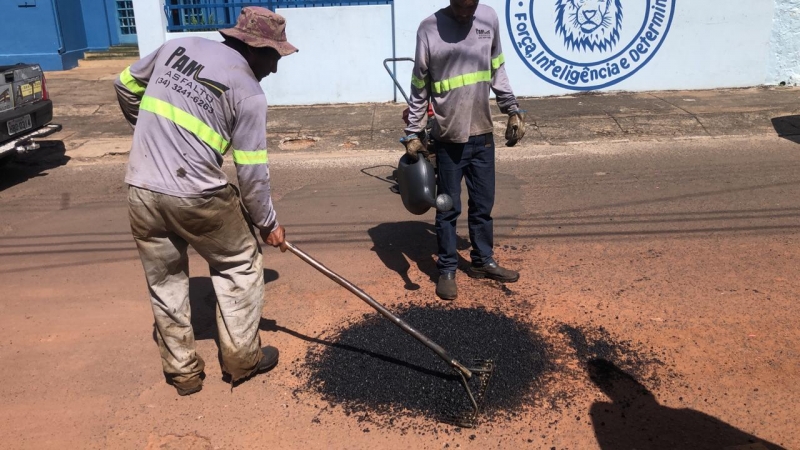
left=435, top=133, right=496, bottom=274
left=128, top=184, right=265, bottom=385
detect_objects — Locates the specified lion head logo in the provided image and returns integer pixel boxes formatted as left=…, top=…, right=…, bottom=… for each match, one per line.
left=556, top=0, right=623, bottom=52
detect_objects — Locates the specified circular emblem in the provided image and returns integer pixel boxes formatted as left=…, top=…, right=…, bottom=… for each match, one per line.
left=506, top=0, right=676, bottom=90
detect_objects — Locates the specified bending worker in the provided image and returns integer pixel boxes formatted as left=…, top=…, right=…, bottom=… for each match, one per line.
left=114, top=7, right=297, bottom=396
left=403, top=0, right=526, bottom=300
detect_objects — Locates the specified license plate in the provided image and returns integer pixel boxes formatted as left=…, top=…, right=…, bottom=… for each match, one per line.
left=7, top=115, right=32, bottom=135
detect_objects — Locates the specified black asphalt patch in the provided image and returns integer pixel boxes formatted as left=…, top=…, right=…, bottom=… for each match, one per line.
left=303, top=305, right=554, bottom=425
left=302, top=305, right=668, bottom=429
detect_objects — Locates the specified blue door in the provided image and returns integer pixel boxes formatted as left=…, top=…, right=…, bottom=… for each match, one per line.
left=115, top=0, right=138, bottom=45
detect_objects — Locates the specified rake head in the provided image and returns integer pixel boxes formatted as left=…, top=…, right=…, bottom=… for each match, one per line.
left=441, top=359, right=495, bottom=428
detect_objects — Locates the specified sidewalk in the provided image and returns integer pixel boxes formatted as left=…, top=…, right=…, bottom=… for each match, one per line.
left=44, top=60, right=800, bottom=159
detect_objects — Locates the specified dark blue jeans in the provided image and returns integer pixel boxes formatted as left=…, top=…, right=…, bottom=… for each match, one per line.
left=435, top=133, right=495, bottom=274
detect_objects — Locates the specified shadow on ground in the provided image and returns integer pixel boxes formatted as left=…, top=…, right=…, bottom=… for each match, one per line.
left=149, top=270, right=280, bottom=346
left=360, top=164, right=400, bottom=194
left=772, top=115, right=800, bottom=144
left=587, top=359, right=785, bottom=450
left=185, top=270, right=280, bottom=341
left=0, top=141, right=69, bottom=192
left=259, top=318, right=444, bottom=377
left=367, top=221, right=469, bottom=290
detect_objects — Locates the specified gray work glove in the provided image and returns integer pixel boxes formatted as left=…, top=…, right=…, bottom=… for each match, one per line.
left=505, top=111, right=526, bottom=145
left=402, top=136, right=428, bottom=161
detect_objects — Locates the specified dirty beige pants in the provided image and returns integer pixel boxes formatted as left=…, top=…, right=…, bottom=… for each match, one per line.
left=128, top=184, right=265, bottom=385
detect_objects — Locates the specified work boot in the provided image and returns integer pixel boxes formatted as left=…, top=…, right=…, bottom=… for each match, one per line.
left=254, top=346, right=280, bottom=375
left=253, top=345, right=280, bottom=375
left=173, top=373, right=204, bottom=396
left=436, top=272, right=457, bottom=300
left=223, top=346, right=280, bottom=386
left=467, top=259, right=520, bottom=283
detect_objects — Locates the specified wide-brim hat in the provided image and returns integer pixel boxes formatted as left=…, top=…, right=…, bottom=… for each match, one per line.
left=219, top=7, right=298, bottom=56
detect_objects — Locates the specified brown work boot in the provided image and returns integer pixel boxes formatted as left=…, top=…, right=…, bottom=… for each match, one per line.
left=467, top=260, right=520, bottom=283
left=172, top=373, right=204, bottom=396
left=436, top=272, right=457, bottom=300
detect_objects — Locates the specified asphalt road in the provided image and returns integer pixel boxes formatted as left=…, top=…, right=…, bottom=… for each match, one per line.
left=0, top=136, right=798, bottom=449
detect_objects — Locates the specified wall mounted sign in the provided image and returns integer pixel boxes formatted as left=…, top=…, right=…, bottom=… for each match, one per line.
left=507, top=0, right=676, bottom=90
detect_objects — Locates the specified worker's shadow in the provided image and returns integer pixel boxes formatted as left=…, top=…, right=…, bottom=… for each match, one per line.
left=587, top=359, right=785, bottom=450
left=259, top=318, right=451, bottom=379
left=772, top=115, right=800, bottom=144
left=367, top=221, right=470, bottom=290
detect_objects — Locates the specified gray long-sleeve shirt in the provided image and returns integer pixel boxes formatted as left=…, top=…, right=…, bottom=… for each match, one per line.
left=405, top=4, right=519, bottom=144
left=114, top=37, right=278, bottom=231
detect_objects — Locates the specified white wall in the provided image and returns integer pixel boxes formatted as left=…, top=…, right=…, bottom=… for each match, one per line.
left=135, top=1, right=800, bottom=105
left=138, top=4, right=394, bottom=105
left=395, top=0, right=778, bottom=97
left=133, top=0, right=167, bottom=59
left=264, top=6, right=394, bottom=105
left=767, top=0, right=800, bottom=85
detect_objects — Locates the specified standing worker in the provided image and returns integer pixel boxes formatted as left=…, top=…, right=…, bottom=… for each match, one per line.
left=403, top=0, right=526, bottom=300
left=114, top=7, right=298, bottom=395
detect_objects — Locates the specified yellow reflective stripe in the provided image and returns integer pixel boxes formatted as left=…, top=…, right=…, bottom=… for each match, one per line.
left=432, top=70, right=492, bottom=94
left=492, top=53, right=505, bottom=70
left=120, top=67, right=146, bottom=96
left=411, top=74, right=427, bottom=89
left=232, top=149, right=268, bottom=165
left=140, top=96, right=229, bottom=154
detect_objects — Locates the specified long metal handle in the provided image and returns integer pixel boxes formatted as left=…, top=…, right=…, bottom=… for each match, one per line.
left=383, top=57, right=415, bottom=106
left=285, top=241, right=472, bottom=378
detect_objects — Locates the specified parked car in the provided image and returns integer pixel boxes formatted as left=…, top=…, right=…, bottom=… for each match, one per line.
left=0, top=63, right=61, bottom=167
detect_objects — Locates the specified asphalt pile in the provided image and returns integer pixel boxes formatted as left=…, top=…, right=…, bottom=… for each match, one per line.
left=302, top=304, right=669, bottom=429
left=303, top=305, right=554, bottom=425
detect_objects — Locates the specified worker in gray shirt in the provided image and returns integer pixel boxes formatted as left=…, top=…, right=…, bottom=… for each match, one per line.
left=403, top=0, right=526, bottom=300
left=114, top=7, right=297, bottom=395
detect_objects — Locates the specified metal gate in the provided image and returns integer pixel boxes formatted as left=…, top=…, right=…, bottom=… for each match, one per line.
left=165, top=0, right=393, bottom=32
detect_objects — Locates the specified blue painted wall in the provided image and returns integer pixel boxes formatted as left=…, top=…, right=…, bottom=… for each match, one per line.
left=58, top=0, right=90, bottom=68
left=102, top=0, right=122, bottom=47
left=0, top=0, right=126, bottom=71
left=81, top=0, right=119, bottom=50
left=0, top=1, right=63, bottom=69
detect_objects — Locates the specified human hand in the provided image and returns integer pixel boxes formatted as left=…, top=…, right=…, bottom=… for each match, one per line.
left=505, top=111, right=526, bottom=145
left=260, top=225, right=287, bottom=252
left=402, top=136, right=427, bottom=161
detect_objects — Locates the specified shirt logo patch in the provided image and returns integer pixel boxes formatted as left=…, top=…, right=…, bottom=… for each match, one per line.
left=165, top=46, right=230, bottom=98
left=475, top=29, right=492, bottom=39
